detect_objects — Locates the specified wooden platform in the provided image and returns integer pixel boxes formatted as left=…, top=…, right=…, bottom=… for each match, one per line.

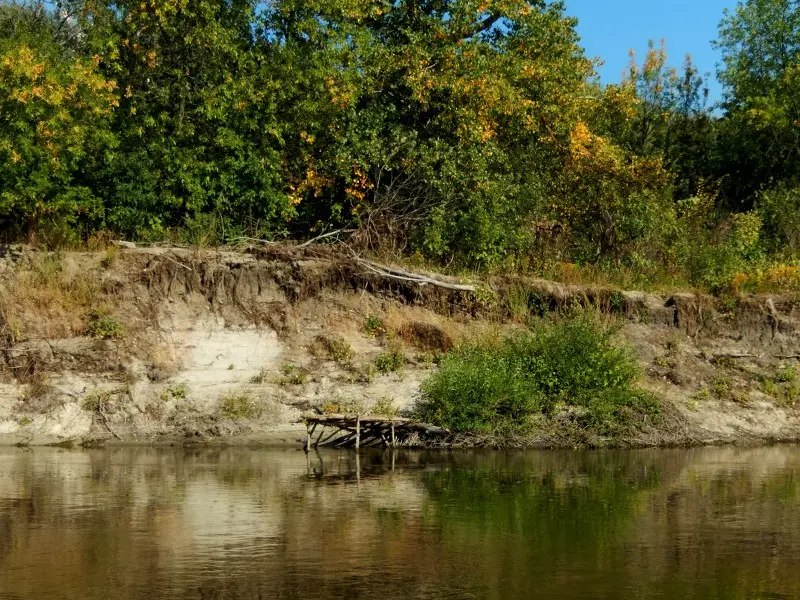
left=302, top=414, right=448, bottom=450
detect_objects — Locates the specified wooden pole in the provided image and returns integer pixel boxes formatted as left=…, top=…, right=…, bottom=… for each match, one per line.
left=391, top=421, right=396, bottom=448
left=305, top=422, right=311, bottom=452
left=355, top=414, right=361, bottom=451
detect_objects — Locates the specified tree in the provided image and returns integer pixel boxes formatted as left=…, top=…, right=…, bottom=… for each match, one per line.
left=0, top=5, right=117, bottom=242
left=714, top=0, right=800, bottom=207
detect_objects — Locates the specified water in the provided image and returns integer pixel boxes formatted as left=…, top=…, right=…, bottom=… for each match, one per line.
left=1, top=446, right=800, bottom=600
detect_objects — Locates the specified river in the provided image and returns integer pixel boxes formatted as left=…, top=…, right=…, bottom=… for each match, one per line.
left=1, top=446, right=799, bottom=599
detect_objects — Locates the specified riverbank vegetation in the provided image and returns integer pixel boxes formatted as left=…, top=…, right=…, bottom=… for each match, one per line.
left=1, top=0, right=800, bottom=294
left=415, top=313, right=659, bottom=440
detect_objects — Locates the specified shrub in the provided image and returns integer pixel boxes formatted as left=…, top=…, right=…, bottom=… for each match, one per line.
left=278, top=363, right=308, bottom=385
left=220, top=394, right=263, bottom=419
left=374, top=349, right=404, bottom=374
left=371, top=395, right=399, bottom=416
left=309, top=334, right=355, bottom=363
left=415, top=314, right=658, bottom=436
left=364, top=315, right=385, bottom=337
left=86, top=310, right=124, bottom=339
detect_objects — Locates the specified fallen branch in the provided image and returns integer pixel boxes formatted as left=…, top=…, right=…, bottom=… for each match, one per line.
left=713, top=353, right=758, bottom=359
left=356, top=258, right=476, bottom=292
left=98, top=406, right=122, bottom=441
left=164, top=255, right=192, bottom=271
left=230, top=236, right=277, bottom=245
left=298, top=229, right=355, bottom=247
left=776, top=355, right=800, bottom=359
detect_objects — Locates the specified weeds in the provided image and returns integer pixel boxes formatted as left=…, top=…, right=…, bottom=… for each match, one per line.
left=220, top=393, right=263, bottom=419
left=278, top=363, right=308, bottom=385
left=250, top=368, right=269, bottom=384
left=86, top=310, right=125, bottom=339
left=415, top=313, right=659, bottom=437
left=83, top=390, right=113, bottom=412
left=309, top=334, right=355, bottom=363
left=160, top=382, right=188, bottom=401
left=364, top=315, right=385, bottom=337
left=760, top=366, right=800, bottom=407
left=371, top=395, right=399, bottom=416
left=374, top=349, right=404, bottom=374
left=320, top=397, right=366, bottom=414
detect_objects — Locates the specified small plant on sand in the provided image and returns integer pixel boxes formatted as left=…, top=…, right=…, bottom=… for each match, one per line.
left=374, top=349, right=404, bottom=374
left=710, top=376, right=734, bottom=400
left=86, top=310, right=125, bottom=340
left=320, top=397, right=366, bottom=414
left=364, top=315, right=385, bottom=337
left=309, top=334, right=355, bottom=363
left=220, top=393, right=263, bottom=419
left=415, top=313, right=659, bottom=437
left=83, top=390, right=113, bottom=412
left=250, top=368, right=269, bottom=384
left=278, top=362, right=308, bottom=385
left=160, top=382, right=188, bottom=401
left=371, top=395, right=399, bottom=416
left=760, top=367, right=800, bottom=407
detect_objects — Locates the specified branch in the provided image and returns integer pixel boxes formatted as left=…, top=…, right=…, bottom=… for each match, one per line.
left=460, top=12, right=502, bottom=39
left=298, top=229, right=356, bottom=247
left=356, top=258, right=475, bottom=292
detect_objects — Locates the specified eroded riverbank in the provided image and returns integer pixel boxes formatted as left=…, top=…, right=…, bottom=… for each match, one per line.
left=1, top=245, right=799, bottom=448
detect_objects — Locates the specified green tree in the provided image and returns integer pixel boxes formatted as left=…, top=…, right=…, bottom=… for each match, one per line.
left=0, top=5, right=117, bottom=242
left=714, top=0, right=800, bottom=208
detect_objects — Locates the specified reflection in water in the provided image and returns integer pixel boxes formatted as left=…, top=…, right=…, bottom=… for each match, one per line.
left=1, top=446, right=800, bottom=599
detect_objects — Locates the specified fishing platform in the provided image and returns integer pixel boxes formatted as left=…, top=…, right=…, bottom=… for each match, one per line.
left=302, top=414, right=448, bottom=450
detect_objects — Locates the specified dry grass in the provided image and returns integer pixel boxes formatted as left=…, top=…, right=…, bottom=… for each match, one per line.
left=0, top=253, right=111, bottom=342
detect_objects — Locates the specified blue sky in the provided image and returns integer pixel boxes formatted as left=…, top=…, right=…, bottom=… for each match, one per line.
left=564, top=0, right=738, bottom=102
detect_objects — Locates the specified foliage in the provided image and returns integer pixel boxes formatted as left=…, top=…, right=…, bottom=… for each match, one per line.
left=371, top=395, right=399, bottom=417
left=373, top=348, right=405, bottom=374
left=85, top=310, right=124, bottom=339
left=0, top=36, right=117, bottom=242
left=309, top=334, right=354, bottom=363
left=0, top=0, right=799, bottom=290
left=220, top=393, right=263, bottom=419
left=415, top=314, right=659, bottom=437
left=363, top=315, right=385, bottom=337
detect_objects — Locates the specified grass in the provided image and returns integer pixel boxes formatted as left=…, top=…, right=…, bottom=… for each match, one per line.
left=364, top=315, right=385, bottom=337
left=374, top=349, right=404, bottom=374
left=308, top=334, right=355, bottom=363
left=160, top=382, right=188, bottom=401
left=278, top=363, right=308, bottom=385
left=220, top=393, right=264, bottom=419
left=371, top=395, right=399, bottom=416
left=760, top=366, right=799, bottom=407
left=86, top=310, right=125, bottom=339
left=0, top=253, right=107, bottom=342
left=414, top=312, right=659, bottom=437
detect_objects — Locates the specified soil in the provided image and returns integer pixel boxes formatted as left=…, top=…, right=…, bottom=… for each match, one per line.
left=1, top=243, right=799, bottom=448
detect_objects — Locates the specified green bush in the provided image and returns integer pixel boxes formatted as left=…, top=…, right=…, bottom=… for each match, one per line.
left=415, top=314, right=658, bottom=437
left=374, top=349, right=404, bottom=374
left=86, top=311, right=125, bottom=340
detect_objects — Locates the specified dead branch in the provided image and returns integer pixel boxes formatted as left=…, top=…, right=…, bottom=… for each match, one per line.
left=298, top=229, right=356, bottom=247
left=356, top=258, right=475, bottom=292
left=164, top=255, right=193, bottom=271
left=230, top=237, right=277, bottom=245
left=98, top=405, right=122, bottom=440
